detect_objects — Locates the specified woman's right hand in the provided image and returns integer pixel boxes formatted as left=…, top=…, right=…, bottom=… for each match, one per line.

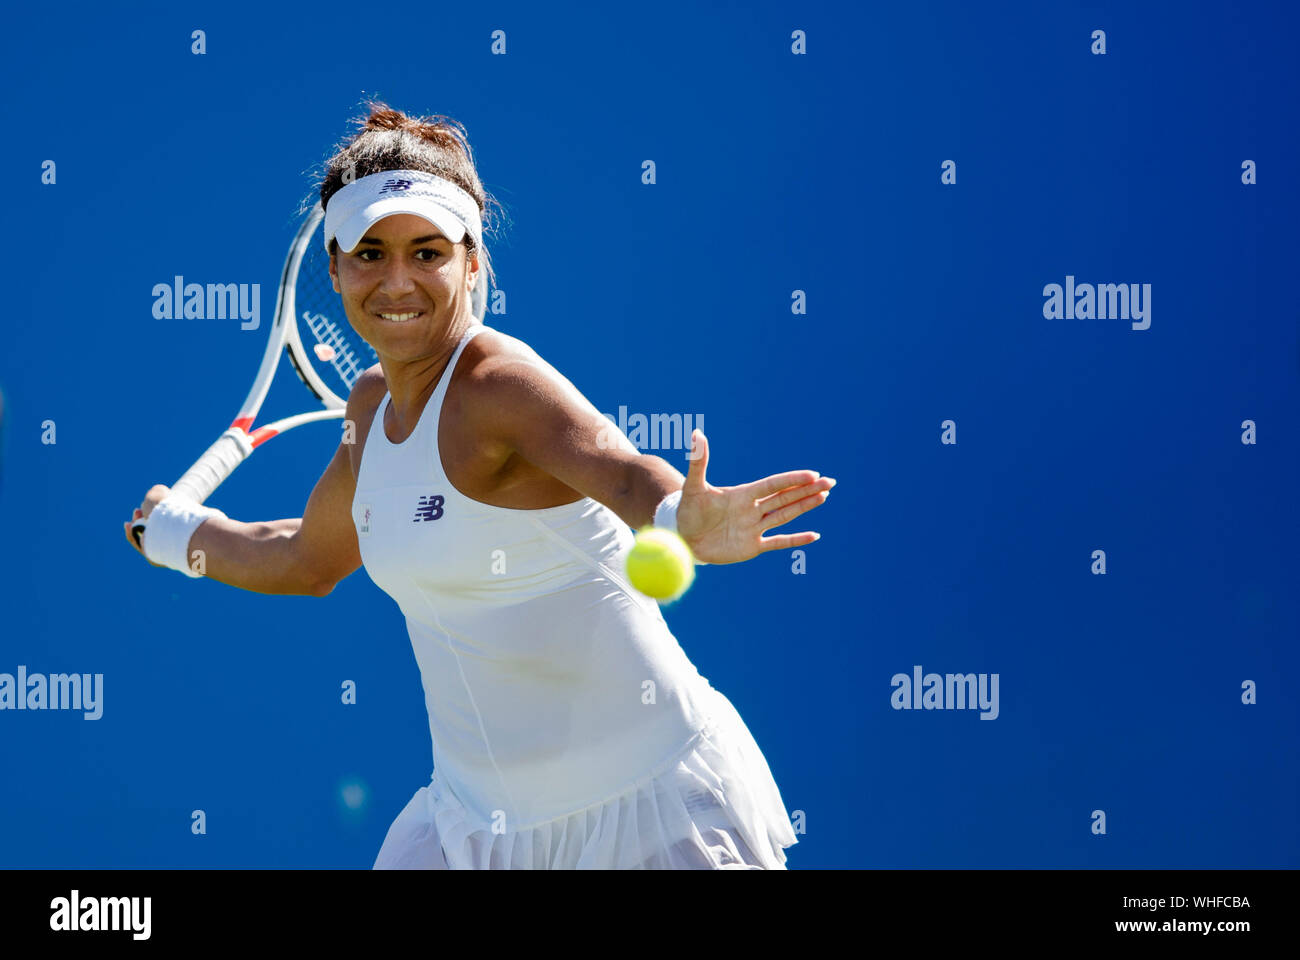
left=123, top=484, right=172, bottom=562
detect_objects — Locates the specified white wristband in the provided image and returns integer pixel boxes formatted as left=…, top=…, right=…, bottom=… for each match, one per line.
left=141, top=494, right=226, bottom=577
left=652, top=490, right=707, bottom=565
left=653, top=489, right=681, bottom=532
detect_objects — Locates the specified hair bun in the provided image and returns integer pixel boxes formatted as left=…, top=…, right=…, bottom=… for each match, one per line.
left=361, top=107, right=411, bottom=132
left=360, top=104, right=469, bottom=155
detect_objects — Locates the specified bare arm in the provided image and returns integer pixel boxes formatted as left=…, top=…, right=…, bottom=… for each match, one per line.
left=124, top=379, right=381, bottom=594
left=463, top=353, right=683, bottom=530
left=465, top=350, right=836, bottom=563
left=192, top=440, right=361, bottom=595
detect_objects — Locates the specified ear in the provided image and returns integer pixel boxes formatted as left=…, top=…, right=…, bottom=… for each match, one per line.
left=466, top=248, right=480, bottom=291
left=329, top=252, right=340, bottom=294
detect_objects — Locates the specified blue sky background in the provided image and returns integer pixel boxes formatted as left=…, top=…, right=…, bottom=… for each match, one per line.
left=0, top=1, right=1296, bottom=868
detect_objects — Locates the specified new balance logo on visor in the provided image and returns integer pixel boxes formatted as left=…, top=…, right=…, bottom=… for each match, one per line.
left=379, top=179, right=414, bottom=193
left=413, top=495, right=445, bottom=522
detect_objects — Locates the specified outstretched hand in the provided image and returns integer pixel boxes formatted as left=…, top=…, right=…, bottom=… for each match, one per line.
left=675, top=429, right=835, bottom=565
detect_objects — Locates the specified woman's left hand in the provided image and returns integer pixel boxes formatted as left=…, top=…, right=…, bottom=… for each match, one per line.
left=675, top=429, right=835, bottom=565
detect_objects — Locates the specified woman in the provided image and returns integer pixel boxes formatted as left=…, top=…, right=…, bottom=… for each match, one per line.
left=125, top=104, right=836, bottom=869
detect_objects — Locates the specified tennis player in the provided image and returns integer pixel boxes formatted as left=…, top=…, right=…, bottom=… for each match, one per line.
left=124, top=104, right=836, bottom=869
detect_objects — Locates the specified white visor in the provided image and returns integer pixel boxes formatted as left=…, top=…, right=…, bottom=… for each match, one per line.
left=323, top=169, right=483, bottom=254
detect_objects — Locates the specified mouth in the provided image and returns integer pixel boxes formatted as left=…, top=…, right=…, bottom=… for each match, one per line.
left=374, top=310, right=425, bottom=324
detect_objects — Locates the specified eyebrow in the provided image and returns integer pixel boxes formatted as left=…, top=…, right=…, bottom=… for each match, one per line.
left=356, top=233, right=448, bottom=246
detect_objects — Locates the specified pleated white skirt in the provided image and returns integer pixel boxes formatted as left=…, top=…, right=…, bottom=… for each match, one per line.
left=373, top=688, right=797, bottom=870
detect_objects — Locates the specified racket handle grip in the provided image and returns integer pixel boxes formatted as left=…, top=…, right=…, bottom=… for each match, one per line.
left=172, top=428, right=254, bottom=503
left=130, top=429, right=253, bottom=547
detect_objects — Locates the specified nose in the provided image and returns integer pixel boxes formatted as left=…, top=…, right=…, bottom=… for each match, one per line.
left=377, top=255, right=418, bottom=297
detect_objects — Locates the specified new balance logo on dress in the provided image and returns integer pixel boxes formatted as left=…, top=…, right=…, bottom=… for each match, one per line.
left=413, top=495, right=445, bottom=522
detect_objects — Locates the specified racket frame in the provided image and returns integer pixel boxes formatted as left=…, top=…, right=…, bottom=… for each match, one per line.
left=131, top=201, right=489, bottom=546
left=130, top=204, right=347, bottom=544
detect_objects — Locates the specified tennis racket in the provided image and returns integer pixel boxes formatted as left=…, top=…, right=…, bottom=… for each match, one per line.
left=131, top=201, right=488, bottom=546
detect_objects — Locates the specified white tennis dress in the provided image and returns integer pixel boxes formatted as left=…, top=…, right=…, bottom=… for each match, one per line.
left=354, top=323, right=797, bottom=869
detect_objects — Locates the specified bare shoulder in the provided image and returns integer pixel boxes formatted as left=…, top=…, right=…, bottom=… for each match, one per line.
left=347, top=363, right=388, bottom=416
left=343, top=363, right=387, bottom=471
left=457, top=328, right=570, bottom=402
left=461, top=327, right=549, bottom=372
left=453, top=328, right=610, bottom=460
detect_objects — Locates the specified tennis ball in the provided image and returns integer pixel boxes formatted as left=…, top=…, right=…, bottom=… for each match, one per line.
left=626, top=526, right=696, bottom=601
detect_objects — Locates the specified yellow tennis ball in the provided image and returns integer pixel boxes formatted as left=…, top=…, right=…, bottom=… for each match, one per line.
left=626, top=526, right=696, bottom=601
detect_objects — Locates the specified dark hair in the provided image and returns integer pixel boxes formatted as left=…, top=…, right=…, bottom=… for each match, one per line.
left=318, top=102, right=501, bottom=289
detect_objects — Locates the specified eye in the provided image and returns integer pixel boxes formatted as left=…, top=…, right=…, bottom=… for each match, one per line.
left=415, top=248, right=441, bottom=261
left=356, top=248, right=383, bottom=261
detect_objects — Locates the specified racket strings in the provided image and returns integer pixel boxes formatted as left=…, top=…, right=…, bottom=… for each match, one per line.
left=304, top=310, right=366, bottom=388
left=296, top=239, right=378, bottom=394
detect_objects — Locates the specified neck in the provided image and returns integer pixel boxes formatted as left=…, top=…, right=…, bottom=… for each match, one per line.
left=378, top=315, right=475, bottom=438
